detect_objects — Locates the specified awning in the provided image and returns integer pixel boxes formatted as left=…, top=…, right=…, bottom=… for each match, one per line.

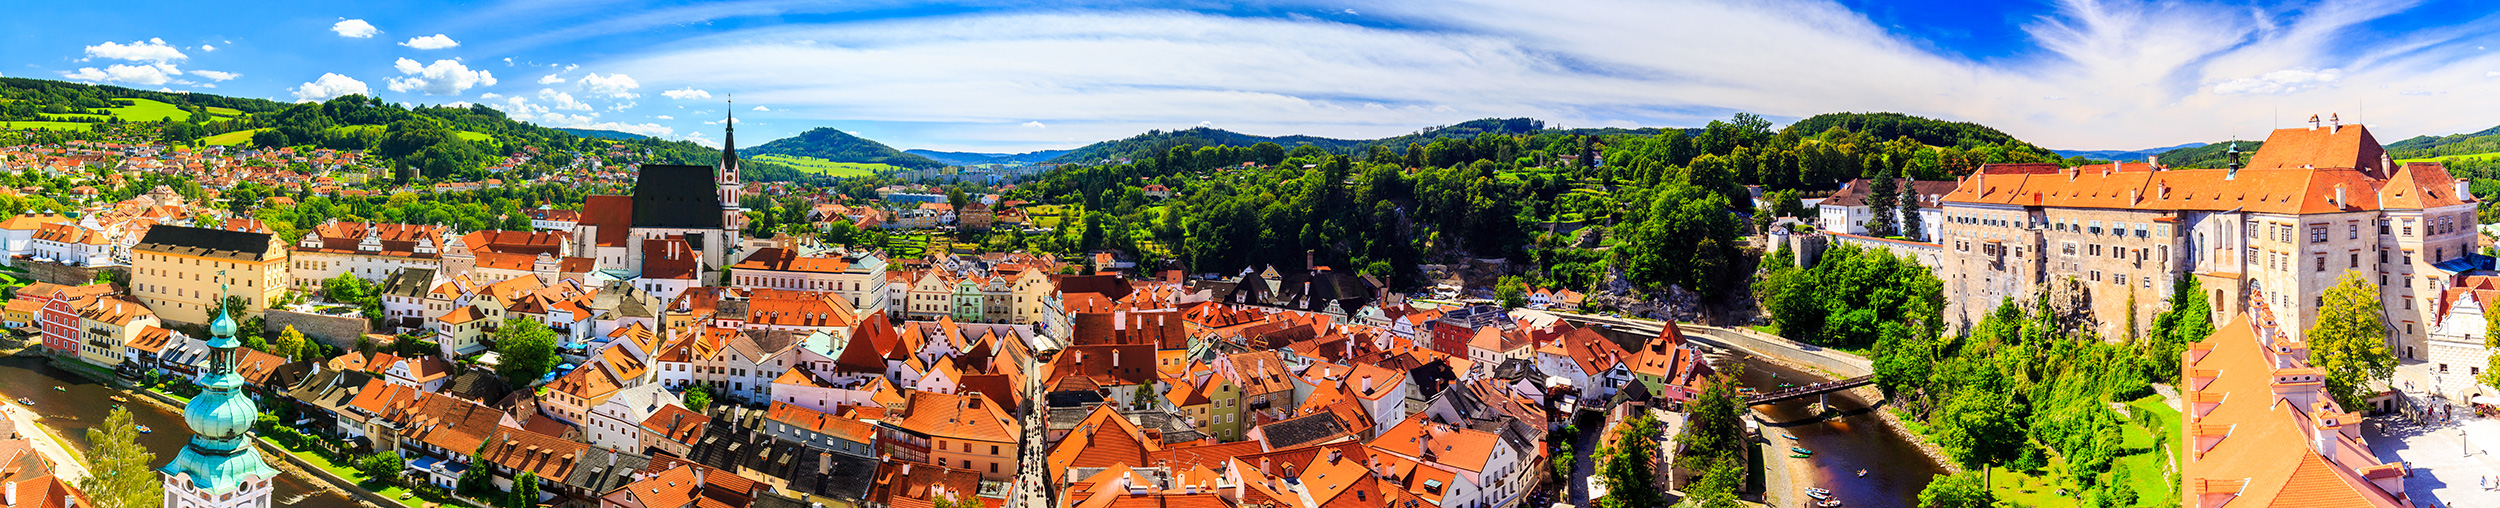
left=2473, top=395, right=2500, bottom=406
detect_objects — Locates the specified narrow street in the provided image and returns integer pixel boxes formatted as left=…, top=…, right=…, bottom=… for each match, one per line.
left=1571, top=418, right=1602, bottom=507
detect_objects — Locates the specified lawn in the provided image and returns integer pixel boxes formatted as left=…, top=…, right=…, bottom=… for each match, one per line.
left=106, top=98, right=190, bottom=122
left=454, top=131, right=490, bottom=142
left=0, top=121, right=96, bottom=131
left=751, top=154, right=894, bottom=177
left=203, top=128, right=268, bottom=146
left=884, top=233, right=930, bottom=259
left=203, top=106, right=243, bottom=117
left=2119, top=396, right=2181, bottom=504
left=263, top=436, right=465, bottom=508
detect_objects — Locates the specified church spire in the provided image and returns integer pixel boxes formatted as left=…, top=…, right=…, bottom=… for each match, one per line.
left=722, top=97, right=736, bottom=166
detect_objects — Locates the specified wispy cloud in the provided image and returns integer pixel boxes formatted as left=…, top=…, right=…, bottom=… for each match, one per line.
left=585, top=0, right=2500, bottom=150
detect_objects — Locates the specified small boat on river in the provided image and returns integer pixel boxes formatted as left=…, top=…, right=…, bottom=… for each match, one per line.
left=12, top=398, right=28, bottom=406
left=1790, top=446, right=1813, bottom=455
left=1806, top=488, right=1832, bottom=500
left=135, top=425, right=151, bottom=434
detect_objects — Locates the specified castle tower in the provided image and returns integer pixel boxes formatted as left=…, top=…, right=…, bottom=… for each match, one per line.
left=159, top=287, right=280, bottom=508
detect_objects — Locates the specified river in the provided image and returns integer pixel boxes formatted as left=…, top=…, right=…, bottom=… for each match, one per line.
left=0, top=356, right=358, bottom=507
left=1737, top=355, right=1945, bottom=508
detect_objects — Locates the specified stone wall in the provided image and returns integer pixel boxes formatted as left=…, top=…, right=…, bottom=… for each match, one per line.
left=12, top=259, right=117, bottom=286
left=264, top=309, right=372, bottom=351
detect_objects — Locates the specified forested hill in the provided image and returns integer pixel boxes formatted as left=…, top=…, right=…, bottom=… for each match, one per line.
left=2152, top=141, right=2264, bottom=169
left=745, top=127, right=947, bottom=169
left=1042, top=118, right=1662, bottom=165
left=2386, top=124, right=2500, bottom=160
left=1781, top=112, right=2042, bottom=151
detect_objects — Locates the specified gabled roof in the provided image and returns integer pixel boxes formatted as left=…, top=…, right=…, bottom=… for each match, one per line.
left=892, top=390, right=1019, bottom=443
left=1046, top=404, right=1160, bottom=483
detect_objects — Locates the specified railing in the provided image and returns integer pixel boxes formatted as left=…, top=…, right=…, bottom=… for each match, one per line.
left=1743, top=375, right=1875, bottom=405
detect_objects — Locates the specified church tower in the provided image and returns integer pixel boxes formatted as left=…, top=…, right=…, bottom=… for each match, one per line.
left=160, top=287, right=280, bottom=508
left=718, top=103, right=743, bottom=249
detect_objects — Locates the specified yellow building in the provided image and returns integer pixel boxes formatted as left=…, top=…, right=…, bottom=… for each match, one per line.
left=130, top=225, right=290, bottom=326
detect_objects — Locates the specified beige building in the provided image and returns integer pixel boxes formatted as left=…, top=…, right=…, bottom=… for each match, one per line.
left=1939, top=121, right=2475, bottom=357
left=289, top=221, right=447, bottom=292
left=130, top=225, right=290, bottom=326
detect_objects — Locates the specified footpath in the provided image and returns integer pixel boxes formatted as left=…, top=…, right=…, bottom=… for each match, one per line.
left=0, top=402, right=89, bottom=484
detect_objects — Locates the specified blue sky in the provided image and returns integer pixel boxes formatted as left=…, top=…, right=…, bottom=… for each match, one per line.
left=10, top=0, right=2500, bottom=153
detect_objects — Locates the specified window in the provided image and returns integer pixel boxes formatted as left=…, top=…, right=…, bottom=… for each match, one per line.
left=2310, top=226, right=2327, bottom=243
left=2316, top=256, right=2325, bottom=272
left=2351, top=254, right=2359, bottom=268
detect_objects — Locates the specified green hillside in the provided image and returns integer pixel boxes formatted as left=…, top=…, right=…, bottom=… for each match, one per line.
left=202, top=128, right=267, bottom=146
left=745, top=127, right=946, bottom=170
left=749, top=154, right=895, bottom=177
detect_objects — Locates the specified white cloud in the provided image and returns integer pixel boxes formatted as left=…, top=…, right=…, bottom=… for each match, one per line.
left=201, top=45, right=215, bottom=52
left=2209, top=68, right=2343, bottom=95
left=661, top=87, right=711, bottom=99
left=539, top=74, right=566, bottom=84
left=480, top=92, right=504, bottom=99
left=539, top=88, right=592, bottom=111
left=656, top=115, right=675, bottom=120
left=386, top=58, right=497, bottom=96
left=292, top=73, right=369, bottom=102
left=332, top=19, right=380, bottom=38
left=579, top=73, right=640, bottom=99
left=401, top=34, right=460, bottom=50
left=612, top=101, right=637, bottom=111
left=1023, top=121, right=1046, bottom=128
left=190, top=70, right=240, bottom=81
left=446, top=101, right=474, bottom=108
left=751, top=106, right=768, bottom=111
left=61, top=64, right=181, bottom=86
left=84, top=38, right=186, bottom=63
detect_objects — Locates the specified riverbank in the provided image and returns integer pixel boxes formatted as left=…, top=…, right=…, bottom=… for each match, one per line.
left=0, top=402, right=89, bottom=483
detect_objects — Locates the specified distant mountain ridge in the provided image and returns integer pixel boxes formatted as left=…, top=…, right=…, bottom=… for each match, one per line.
left=905, top=148, right=1073, bottom=166
left=555, top=128, right=651, bottom=140
left=745, top=127, right=947, bottom=170
left=2052, top=143, right=2206, bottom=162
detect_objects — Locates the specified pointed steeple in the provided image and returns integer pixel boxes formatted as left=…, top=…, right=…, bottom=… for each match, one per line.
left=722, top=98, right=736, bottom=168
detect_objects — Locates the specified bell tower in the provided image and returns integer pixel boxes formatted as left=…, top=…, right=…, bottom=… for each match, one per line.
left=715, top=100, right=740, bottom=242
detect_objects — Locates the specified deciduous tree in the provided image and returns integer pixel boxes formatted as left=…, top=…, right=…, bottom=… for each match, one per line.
left=79, top=406, right=161, bottom=508
left=494, top=319, right=562, bottom=386
left=2308, top=272, right=2396, bottom=409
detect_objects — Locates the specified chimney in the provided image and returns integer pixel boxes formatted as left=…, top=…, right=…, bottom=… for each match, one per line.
left=1260, top=457, right=1272, bottom=475
left=2149, top=155, right=2159, bottom=169
left=2336, top=185, right=2347, bottom=209
left=1362, top=376, right=1373, bottom=394
left=2330, top=113, right=2342, bottom=134
left=2457, top=180, right=2471, bottom=202
left=5, top=481, right=15, bottom=506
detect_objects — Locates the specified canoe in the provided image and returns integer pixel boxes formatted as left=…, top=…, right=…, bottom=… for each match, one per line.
left=1790, top=447, right=1813, bottom=454
left=1789, top=453, right=1812, bottom=459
